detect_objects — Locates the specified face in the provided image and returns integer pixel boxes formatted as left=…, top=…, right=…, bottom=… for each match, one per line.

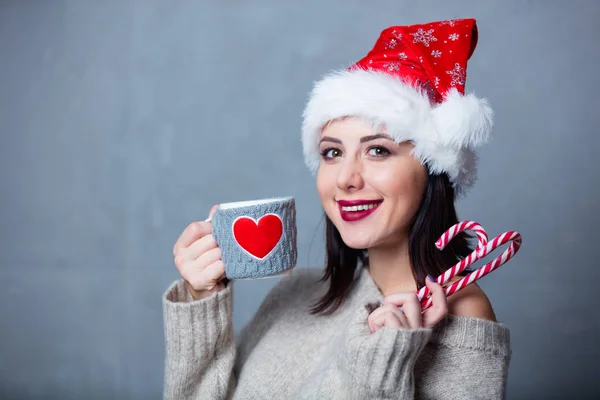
left=316, top=117, right=428, bottom=250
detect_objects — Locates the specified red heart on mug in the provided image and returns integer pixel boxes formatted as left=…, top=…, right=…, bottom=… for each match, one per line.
left=232, top=214, right=283, bottom=259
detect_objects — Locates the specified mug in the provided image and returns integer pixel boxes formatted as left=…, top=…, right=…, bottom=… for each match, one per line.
left=208, top=196, right=297, bottom=280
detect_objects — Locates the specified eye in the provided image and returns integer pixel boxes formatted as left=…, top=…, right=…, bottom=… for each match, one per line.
left=367, top=146, right=391, bottom=157
left=320, top=147, right=342, bottom=159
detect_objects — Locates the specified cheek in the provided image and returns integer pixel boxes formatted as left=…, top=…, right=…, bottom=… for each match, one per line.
left=317, top=169, right=340, bottom=222
left=366, top=167, right=408, bottom=197
left=316, top=168, right=334, bottom=200
left=367, top=163, right=427, bottom=201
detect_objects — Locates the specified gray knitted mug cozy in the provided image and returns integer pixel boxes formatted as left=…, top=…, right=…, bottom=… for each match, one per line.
left=210, top=197, right=297, bottom=280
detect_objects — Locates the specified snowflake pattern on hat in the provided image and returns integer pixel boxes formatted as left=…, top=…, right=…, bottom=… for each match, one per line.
left=351, top=18, right=478, bottom=102
left=384, top=30, right=403, bottom=49
left=383, top=62, right=400, bottom=72
left=439, top=19, right=465, bottom=27
left=446, top=63, right=466, bottom=87
left=411, top=28, right=438, bottom=47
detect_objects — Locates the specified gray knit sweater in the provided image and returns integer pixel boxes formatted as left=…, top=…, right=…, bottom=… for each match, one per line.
left=162, top=267, right=511, bottom=399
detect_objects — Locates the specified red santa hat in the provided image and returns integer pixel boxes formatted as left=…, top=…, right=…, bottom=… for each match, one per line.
left=301, top=18, right=493, bottom=196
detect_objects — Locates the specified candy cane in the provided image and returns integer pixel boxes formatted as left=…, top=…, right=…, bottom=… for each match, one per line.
left=420, top=230, right=522, bottom=311
left=416, top=221, right=488, bottom=302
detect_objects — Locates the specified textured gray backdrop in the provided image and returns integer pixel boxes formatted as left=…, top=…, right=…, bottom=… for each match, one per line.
left=1, top=0, right=598, bottom=399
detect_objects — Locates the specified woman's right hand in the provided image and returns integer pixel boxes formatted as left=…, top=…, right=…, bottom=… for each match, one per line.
left=172, top=205, right=226, bottom=300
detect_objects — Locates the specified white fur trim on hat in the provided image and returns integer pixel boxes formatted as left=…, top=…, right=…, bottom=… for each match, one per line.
left=301, top=69, right=493, bottom=196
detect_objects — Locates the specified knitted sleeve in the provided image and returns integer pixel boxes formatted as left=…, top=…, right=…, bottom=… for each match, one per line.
left=162, top=280, right=236, bottom=400
left=323, top=311, right=511, bottom=399
left=414, top=316, right=512, bottom=400
left=330, top=305, right=434, bottom=399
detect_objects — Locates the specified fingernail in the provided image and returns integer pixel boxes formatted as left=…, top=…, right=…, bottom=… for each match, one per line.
left=427, top=274, right=436, bottom=282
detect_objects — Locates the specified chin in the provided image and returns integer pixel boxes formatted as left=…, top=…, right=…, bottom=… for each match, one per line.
left=337, top=228, right=379, bottom=250
left=341, top=238, right=369, bottom=250
left=325, top=211, right=380, bottom=250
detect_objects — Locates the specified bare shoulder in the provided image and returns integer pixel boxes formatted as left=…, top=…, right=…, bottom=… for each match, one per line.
left=445, top=279, right=497, bottom=322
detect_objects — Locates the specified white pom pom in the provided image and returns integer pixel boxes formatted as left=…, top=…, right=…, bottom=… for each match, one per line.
left=431, top=88, right=494, bottom=149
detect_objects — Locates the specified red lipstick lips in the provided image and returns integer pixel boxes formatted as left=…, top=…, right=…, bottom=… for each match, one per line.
left=337, top=199, right=383, bottom=222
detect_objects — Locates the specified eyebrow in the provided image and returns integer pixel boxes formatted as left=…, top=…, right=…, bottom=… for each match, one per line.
left=319, top=136, right=342, bottom=144
left=360, top=133, right=393, bottom=143
left=319, top=133, right=393, bottom=145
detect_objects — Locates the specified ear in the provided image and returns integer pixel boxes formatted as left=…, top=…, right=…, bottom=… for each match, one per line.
left=431, top=88, right=494, bottom=149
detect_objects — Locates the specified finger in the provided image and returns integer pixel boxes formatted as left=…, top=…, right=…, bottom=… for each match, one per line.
left=367, top=304, right=383, bottom=333
left=423, top=277, right=449, bottom=328
left=203, top=260, right=226, bottom=289
left=369, top=303, right=402, bottom=321
left=184, top=261, right=225, bottom=293
left=370, top=308, right=409, bottom=332
left=383, top=292, right=420, bottom=308
left=383, top=292, right=421, bottom=328
left=173, top=221, right=212, bottom=255
left=192, top=247, right=222, bottom=273
left=426, top=277, right=448, bottom=312
left=367, top=303, right=392, bottom=329
left=395, top=306, right=409, bottom=328
left=179, top=246, right=222, bottom=280
left=179, top=234, right=218, bottom=262
left=207, top=204, right=219, bottom=220
left=368, top=304, right=407, bottom=332
left=397, top=295, right=422, bottom=329
left=383, top=293, right=421, bottom=329
left=384, top=311, right=403, bottom=329
left=181, top=249, right=221, bottom=288
left=368, top=311, right=386, bottom=333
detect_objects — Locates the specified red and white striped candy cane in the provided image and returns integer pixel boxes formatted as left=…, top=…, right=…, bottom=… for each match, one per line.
left=416, top=221, right=488, bottom=302
left=420, top=230, right=522, bottom=311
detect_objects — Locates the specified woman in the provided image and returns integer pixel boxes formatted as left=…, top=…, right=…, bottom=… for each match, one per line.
left=164, top=18, right=510, bottom=399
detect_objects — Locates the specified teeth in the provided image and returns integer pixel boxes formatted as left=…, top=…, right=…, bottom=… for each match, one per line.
left=341, top=203, right=380, bottom=212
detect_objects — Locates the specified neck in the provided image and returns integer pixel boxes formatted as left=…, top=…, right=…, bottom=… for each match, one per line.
left=367, top=234, right=417, bottom=297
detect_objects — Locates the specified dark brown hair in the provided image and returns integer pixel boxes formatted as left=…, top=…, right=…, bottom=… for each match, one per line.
left=311, top=172, right=474, bottom=315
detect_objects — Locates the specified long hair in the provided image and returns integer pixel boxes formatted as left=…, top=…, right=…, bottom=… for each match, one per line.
left=310, top=172, right=474, bottom=315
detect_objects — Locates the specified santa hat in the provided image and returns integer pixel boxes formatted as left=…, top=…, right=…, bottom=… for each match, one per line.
left=301, top=19, right=492, bottom=196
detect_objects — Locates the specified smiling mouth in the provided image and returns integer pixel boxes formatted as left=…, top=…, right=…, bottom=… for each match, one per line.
left=337, top=200, right=383, bottom=222
left=340, top=202, right=380, bottom=212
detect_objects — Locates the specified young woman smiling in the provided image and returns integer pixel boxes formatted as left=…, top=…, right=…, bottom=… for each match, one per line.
left=164, top=18, right=510, bottom=399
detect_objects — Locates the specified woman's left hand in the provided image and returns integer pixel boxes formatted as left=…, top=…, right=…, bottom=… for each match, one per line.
left=367, top=276, right=448, bottom=332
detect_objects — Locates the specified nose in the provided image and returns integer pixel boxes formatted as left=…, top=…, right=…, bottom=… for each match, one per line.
left=336, top=155, right=364, bottom=192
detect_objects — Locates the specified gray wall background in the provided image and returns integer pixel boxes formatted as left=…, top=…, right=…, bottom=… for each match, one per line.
left=1, top=0, right=598, bottom=398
